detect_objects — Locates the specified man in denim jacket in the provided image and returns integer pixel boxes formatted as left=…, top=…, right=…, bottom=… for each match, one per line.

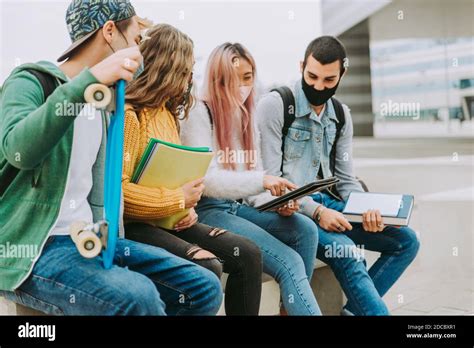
left=251, top=36, right=420, bottom=315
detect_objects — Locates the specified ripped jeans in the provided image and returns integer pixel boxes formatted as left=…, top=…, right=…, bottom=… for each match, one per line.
left=125, top=222, right=262, bottom=316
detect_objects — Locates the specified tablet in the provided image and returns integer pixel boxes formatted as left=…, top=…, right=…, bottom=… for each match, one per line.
left=255, top=177, right=339, bottom=212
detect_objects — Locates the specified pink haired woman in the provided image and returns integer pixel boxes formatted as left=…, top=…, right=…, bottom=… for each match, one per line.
left=181, top=43, right=322, bottom=315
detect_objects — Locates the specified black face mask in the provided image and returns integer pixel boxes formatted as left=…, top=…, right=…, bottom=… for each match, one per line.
left=302, top=75, right=340, bottom=107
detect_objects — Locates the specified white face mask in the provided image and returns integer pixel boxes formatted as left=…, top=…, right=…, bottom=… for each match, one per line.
left=239, top=85, right=253, bottom=103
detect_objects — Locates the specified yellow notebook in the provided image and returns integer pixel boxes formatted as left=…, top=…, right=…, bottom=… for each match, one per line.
left=132, top=138, right=213, bottom=229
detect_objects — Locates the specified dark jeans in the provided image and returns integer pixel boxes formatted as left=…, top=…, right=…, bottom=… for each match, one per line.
left=125, top=222, right=262, bottom=316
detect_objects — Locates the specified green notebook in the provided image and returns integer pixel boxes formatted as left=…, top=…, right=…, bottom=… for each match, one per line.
left=132, top=138, right=211, bottom=183
left=131, top=138, right=213, bottom=230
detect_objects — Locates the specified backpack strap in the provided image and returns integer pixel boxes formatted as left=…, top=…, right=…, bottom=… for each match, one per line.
left=325, top=97, right=346, bottom=201
left=329, top=97, right=346, bottom=175
left=270, top=86, right=295, bottom=172
left=26, top=69, right=58, bottom=103
left=0, top=69, right=58, bottom=197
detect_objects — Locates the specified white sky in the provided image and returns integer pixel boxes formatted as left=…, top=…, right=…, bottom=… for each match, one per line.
left=0, top=0, right=322, bottom=88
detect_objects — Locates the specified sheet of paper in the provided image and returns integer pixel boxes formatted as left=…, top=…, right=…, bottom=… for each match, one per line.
left=344, top=193, right=402, bottom=217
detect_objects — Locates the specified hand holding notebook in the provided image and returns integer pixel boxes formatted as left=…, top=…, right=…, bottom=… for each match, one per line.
left=181, top=178, right=206, bottom=210
left=132, top=138, right=214, bottom=230
left=342, top=192, right=414, bottom=226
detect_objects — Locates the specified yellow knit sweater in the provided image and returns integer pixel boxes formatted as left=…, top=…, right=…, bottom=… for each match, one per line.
left=122, top=104, right=185, bottom=221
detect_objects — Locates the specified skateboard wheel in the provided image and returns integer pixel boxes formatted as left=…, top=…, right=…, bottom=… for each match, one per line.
left=70, top=221, right=88, bottom=244
left=75, top=231, right=102, bottom=259
left=84, top=84, right=112, bottom=109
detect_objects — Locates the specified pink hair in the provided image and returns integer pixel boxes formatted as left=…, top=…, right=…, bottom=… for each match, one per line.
left=203, top=43, right=256, bottom=170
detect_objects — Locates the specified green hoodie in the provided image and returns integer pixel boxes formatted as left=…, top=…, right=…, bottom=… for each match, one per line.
left=0, top=61, right=107, bottom=291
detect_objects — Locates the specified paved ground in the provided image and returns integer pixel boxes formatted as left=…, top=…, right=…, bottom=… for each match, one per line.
left=352, top=136, right=473, bottom=315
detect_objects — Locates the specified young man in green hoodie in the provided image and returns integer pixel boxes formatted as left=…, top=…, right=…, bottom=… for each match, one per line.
left=0, top=0, right=222, bottom=315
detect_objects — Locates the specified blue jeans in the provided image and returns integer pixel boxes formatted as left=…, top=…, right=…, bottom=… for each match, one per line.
left=311, top=193, right=420, bottom=315
left=0, top=236, right=223, bottom=315
left=196, top=197, right=321, bottom=315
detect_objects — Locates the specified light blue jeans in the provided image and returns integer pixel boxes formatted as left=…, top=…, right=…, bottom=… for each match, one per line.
left=0, top=235, right=223, bottom=315
left=312, top=192, right=420, bottom=315
left=196, top=197, right=321, bottom=315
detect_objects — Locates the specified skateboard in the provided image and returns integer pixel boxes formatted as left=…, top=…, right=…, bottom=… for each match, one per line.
left=70, top=80, right=126, bottom=269
left=69, top=220, right=108, bottom=258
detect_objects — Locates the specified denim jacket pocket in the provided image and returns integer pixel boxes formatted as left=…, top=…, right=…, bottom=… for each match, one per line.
left=325, top=123, right=337, bottom=148
left=284, top=127, right=311, bottom=160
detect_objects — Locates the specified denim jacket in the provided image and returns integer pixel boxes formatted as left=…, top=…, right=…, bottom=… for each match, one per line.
left=248, top=80, right=363, bottom=218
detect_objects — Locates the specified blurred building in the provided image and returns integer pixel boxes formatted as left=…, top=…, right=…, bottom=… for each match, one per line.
left=322, top=0, right=474, bottom=136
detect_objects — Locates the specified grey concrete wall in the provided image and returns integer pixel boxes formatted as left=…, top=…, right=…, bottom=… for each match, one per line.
left=338, top=20, right=375, bottom=136
left=369, top=0, right=474, bottom=40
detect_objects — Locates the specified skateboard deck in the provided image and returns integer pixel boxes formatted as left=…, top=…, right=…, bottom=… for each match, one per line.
left=70, top=80, right=125, bottom=269
left=102, top=79, right=126, bottom=269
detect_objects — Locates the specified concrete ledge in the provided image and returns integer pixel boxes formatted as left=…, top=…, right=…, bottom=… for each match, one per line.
left=310, top=264, right=344, bottom=315
left=0, top=296, right=45, bottom=315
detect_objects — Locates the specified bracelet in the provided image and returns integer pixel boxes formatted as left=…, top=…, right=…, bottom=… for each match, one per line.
left=314, top=206, right=325, bottom=222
